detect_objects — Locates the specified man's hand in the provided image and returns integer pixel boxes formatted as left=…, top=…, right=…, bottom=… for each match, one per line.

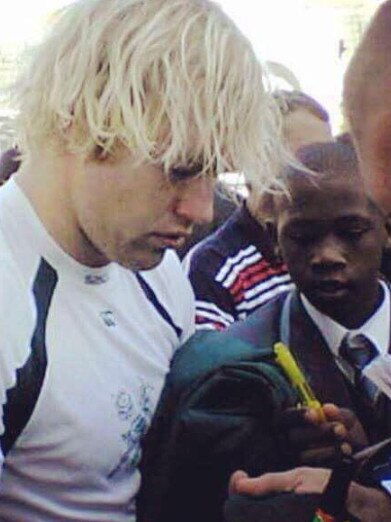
left=229, top=468, right=391, bottom=522
left=278, top=403, right=368, bottom=464
left=229, top=467, right=331, bottom=496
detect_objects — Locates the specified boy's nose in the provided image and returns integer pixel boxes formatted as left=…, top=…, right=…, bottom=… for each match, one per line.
left=310, top=237, right=347, bottom=272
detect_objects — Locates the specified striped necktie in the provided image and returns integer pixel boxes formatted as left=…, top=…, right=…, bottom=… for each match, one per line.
left=339, top=333, right=379, bottom=402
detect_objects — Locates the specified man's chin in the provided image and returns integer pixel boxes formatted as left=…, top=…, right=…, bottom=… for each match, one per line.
left=118, top=249, right=166, bottom=272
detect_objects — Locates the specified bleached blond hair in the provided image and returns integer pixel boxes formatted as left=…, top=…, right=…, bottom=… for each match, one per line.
left=14, top=0, right=288, bottom=192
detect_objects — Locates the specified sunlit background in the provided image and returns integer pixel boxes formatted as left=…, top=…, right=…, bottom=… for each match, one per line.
left=0, top=0, right=385, bottom=152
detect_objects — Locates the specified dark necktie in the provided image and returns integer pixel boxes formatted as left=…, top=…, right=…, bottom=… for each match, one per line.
left=339, top=333, right=379, bottom=403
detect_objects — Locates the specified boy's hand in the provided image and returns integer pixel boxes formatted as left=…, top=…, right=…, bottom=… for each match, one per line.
left=278, top=403, right=368, bottom=464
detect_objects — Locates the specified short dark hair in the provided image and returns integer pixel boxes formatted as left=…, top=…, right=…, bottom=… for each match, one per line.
left=285, top=141, right=382, bottom=216
left=293, top=140, right=357, bottom=177
left=273, top=90, right=330, bottom=123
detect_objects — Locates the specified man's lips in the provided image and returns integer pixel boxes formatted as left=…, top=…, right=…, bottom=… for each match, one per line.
left=149, top=231, right=191, bottom=249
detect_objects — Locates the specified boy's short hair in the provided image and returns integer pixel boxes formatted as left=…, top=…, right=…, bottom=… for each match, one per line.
left=293, top=140, right=357, bottom=178
left=13, top=0, right=287, bottom=192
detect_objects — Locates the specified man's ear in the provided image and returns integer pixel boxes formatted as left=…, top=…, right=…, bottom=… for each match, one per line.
left=384, top=215, right=391, bottom=252
left=379, top=215, right=391, bottom=281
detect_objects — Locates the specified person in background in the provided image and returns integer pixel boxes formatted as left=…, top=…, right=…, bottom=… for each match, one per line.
left=274, top=90, right=333, bottom=153
left=0, top=0, right=286, bottom=520
left=185, top=89, right=333, bottom=331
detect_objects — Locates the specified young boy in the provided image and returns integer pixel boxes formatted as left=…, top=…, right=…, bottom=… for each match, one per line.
left=227, top=138, right=391, bottom=522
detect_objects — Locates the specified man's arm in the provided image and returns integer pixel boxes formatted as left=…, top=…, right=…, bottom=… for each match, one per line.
left=183, top=248, right=237, bottom=330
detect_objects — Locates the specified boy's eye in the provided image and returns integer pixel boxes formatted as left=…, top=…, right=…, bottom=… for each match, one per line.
left=286, top=227, right=317, bottom=243
left=337, top=219, right=372, bottom=239
left=340, top=225, right=371, bottom=238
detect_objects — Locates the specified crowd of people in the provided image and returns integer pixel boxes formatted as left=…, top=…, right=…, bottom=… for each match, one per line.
left=0, top=0, right=390, bottom=521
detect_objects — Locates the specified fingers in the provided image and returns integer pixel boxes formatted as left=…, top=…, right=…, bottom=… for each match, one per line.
left=299, top=443, right=351, bottom=465
left=228, top=470, right=248, bottom=495
left=278, top=406, right=354, bottom=465
left=229, top=469, right=301, bottom=496
left=321, top=404, right=368, bottom=449
left=229, top=467, right=332, bottom=497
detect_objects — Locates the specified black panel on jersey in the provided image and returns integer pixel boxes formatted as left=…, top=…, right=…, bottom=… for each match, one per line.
left=1, top=258, right=58, bottom=456
left=136, top=273, right=183, bottom=339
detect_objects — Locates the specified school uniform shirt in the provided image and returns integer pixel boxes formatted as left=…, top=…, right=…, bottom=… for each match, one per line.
left=300, top=281, right=390, bottom=384
left=0, top=179, right=195, bottom=522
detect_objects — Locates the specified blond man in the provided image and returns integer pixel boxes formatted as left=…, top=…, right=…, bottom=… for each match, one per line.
left=0, top=0, right=285, bottom=520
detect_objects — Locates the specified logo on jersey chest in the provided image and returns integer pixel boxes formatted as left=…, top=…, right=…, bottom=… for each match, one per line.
left=100, top=310, right=116, bottom=327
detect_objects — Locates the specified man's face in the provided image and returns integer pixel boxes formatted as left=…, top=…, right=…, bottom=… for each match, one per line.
left=351, top=104, right=391, bottom=216
left=276, top=173, right=386, bottom=326
left=70, top=151, right=214, bottom=271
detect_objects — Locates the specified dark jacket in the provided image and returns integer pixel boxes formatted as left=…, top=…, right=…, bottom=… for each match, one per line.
left=138, top=289, right=391, bottom=522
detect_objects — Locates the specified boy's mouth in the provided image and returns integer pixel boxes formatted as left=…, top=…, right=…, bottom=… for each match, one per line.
left=312, top=279, right=350, bottom=298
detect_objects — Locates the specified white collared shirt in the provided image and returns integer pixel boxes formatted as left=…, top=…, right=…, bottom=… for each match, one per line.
left=300, top=281, right=390, bottom=367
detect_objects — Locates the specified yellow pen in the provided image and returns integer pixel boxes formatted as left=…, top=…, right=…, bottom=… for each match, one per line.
left=274, top=342, right=325, bottom=421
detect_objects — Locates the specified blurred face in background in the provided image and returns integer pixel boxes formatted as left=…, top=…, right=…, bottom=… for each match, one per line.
left=283, top=108, right=333, bottom=153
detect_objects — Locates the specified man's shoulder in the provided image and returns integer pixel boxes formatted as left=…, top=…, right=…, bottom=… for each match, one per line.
left=0, top=250, right=37, bottom=390
left=0, top=249, right=37, bottom=329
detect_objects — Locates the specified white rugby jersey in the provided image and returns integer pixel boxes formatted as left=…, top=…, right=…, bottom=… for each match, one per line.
left=0, top=179, right=195, bottom=521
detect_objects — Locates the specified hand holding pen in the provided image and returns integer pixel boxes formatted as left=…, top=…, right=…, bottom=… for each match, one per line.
left=274, top=343, right=368, bottom=465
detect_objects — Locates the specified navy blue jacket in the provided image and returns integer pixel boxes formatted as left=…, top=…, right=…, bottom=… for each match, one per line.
left=138, top=290, right=391, bottom=522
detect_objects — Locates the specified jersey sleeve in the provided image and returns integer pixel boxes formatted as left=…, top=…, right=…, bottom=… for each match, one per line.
left=184, top=248, right=237, bottom=331
left=0, top=255, right=37, bottom=467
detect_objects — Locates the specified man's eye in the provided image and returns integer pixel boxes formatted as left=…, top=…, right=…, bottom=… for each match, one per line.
left=169, top=163, right=204, bottom=183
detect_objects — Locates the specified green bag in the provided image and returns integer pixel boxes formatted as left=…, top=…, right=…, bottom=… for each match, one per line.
left=138, top=330, right=298, bottom=522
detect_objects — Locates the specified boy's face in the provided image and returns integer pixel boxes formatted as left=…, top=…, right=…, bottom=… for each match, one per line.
left=276, top=173, right=387, bottom=326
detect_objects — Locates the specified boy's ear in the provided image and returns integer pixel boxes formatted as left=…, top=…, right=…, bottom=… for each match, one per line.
left=264, top=220, right=283, bottom=265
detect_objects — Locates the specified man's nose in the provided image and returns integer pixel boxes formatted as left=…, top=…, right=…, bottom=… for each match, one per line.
left=310, top=236, right=347, bottom=272
left=173, top=176, right=215, bottom=225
